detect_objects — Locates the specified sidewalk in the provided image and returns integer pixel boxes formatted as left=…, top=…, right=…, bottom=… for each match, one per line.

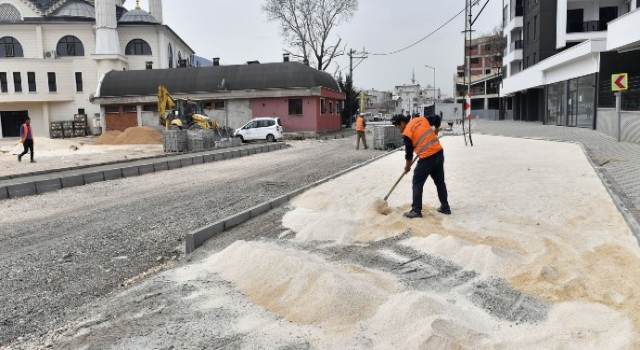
left=473, top=120, right=640, bottom=240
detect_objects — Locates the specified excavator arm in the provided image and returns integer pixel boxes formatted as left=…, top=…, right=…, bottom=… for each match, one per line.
left=158, top=85, right=176, bottom=129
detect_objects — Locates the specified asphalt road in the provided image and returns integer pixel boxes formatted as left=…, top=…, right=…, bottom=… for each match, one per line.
left=0, top=138, right=383, bottom=346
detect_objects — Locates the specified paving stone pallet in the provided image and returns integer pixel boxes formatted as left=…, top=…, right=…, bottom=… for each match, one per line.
left=0, top=142, right=287, bottom=201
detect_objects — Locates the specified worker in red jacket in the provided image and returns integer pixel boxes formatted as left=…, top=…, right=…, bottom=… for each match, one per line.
left=18, top=117, right=35, bottom=163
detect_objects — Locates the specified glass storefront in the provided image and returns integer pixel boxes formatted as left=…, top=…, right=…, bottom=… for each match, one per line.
left=547, top=81, right=564, bottom=126
left=545, top=73, right=596, bottom=128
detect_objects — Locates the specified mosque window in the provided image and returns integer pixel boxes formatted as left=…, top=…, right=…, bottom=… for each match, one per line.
left=0, top=37, right=23, bottom=58
left=57, top=36, right=84, bottom=57
left=125, top=39, right=152, bottom=55
left=0, top=3, right=21, bottom=22
left=168, top=44, right=173, bottom=68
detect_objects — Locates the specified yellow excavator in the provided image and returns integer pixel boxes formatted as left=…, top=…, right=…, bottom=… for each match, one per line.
left=157, top=85, right=215, bottom=130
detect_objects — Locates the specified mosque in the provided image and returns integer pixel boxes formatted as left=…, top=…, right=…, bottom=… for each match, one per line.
left=0, top=0, right=195, bottom=138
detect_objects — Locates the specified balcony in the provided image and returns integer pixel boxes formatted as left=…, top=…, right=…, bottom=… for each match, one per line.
left=512, top=40, right=524, bottom=51
left=607, top=9, right=640, bottom=51
left=567, top=20, right=602, bottom=33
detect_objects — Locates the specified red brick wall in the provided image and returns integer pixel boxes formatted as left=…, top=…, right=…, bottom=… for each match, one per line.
left=106, top=112, right=137, bottom=132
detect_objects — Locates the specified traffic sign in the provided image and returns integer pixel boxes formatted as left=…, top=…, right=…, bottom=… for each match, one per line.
left=612, top=73, right=628, bottom=92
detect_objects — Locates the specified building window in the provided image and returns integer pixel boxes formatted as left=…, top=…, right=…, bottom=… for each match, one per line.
left=13, top=72, right=21, bottom=92
left=533, top=15, right=538, bottom=41
left=47, top=72, right=57, bottom=92
left=329, top=101, right=334, bottom=114
left=168, top=44, right=173, bottom=68
left=288, top=99, right=303, bottom=115
left=0, top=36, right=24, bottom=57
left=56, top=35, right=84, bottom=57
left=0, top=72, right=7, bottom=93
left=27, top=72, right=35, bottom=92
left=214, top=101, right=225, bottom=110
left=105, top=106, right=119, bottom=113
left=599, top=6, right=619, bottom=31
left=321, top=98, right=326, bottom=114
left=75, top=72, right=83, bottom=92
left=125, top=39, right=152, bottom=55
left=533, top=53, right=537, bottom=64
left=567, top=9, right=584, bottom=33
left=470, top=57, right=480, bottom=64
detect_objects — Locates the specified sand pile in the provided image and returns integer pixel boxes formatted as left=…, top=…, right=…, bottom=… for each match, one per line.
left=95, top=127, right=162, bottom=145
left=280, top=135, right=640, bottom=345
left=206, top=240, right=403, bottom=328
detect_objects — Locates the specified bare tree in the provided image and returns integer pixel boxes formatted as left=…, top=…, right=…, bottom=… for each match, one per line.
left=263, top=0, right=358, bottom=71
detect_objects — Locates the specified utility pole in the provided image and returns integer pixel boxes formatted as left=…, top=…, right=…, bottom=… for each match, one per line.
left=466, top=0, right=474, bottom=146
left=347, top=48, right=368, bottom=115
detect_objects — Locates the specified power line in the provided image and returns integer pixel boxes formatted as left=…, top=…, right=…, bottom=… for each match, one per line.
left=368, top=6, right=467, bottom=56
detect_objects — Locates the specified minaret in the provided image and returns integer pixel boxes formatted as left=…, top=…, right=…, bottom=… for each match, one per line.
left=149, top=0, right=163, bottom=24
left=95, top=0, right=120, bottom=55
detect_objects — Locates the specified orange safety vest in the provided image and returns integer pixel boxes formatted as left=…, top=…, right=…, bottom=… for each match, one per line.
left=356, top=116, right=365, bottom=132
left=403, top=117, right=442, bottom=159
left=21, top=124, right=33, bottom=142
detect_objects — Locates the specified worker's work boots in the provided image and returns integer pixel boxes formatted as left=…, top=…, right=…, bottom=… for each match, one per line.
left=437, top=205, right=451, bottom=215
left=403, top=210, right=423, bottom=219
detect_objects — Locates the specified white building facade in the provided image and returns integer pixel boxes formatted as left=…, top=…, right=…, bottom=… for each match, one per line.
left=0, top=0, right=195, bottom=138
left=501, top=0, right=640, bottom=142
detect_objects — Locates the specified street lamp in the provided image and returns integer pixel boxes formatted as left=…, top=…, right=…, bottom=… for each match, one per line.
left=424, top=65, right=436, bottom=106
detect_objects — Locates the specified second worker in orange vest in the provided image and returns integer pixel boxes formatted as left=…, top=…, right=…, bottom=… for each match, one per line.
left=392, top=113, right=450, bottom=218
left=355, top=113, right=368, bottom=150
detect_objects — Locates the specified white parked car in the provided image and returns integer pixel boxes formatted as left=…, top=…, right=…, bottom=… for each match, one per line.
left=234, top=117, right=284, bottom=143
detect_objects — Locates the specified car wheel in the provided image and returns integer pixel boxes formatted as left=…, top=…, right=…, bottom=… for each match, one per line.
left=236, top=135, right=245, bottom=143
left=266, top=134, right=275, bottom=143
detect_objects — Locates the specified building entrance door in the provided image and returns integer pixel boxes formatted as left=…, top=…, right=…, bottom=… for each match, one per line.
left=567, top=80, right=578, bottom=127
left=1, top=110, right=28, bottom=138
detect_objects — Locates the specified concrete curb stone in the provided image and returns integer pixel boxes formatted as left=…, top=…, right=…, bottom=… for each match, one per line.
left=153, top=162, right=169, bottom=172
left=138, top=164, right=155, bottom=175
left=83, top=172, right=105, bottom=184
left=122, top=166, right=140, bottom=178
left=103, top=169, right=123, bottom=181
left=35, top=179, right=62, bottom=194
left=61, top=175, right=84, bottom=188
left=180, top=158, right=194, bottom=167
left=0, top=186, right=8, bottom=200
left=192, top=156, right=204, bottom=165
left=185, top=147, right=400, bottom=253
left=8, top=183, right=37, bottom=198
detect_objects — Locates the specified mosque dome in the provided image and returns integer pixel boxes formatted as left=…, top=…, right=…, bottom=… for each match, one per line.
left=50, top=0, right=95, bottom=18
left=118, top=8, right=157, bottom=23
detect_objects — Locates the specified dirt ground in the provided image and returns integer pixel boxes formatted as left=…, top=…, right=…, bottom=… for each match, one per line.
left=0, top=137, right=383, bottom=348
left=6, top=135, right=639, bottom=349
left=0, top=137, right=163, bottom=178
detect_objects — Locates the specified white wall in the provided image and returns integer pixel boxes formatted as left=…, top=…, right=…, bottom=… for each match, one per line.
left=226, top=99, right=252, bottom=129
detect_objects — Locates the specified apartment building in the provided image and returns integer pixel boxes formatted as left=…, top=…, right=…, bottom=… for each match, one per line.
left=501, top=0, right=640, bottom=142
left=0, top=0, right=195, bottom=138
left=455, top=34, right=503, bottom=120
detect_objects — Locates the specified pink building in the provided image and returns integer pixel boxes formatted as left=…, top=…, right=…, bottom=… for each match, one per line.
left=94, top=61, right=346, bottom=134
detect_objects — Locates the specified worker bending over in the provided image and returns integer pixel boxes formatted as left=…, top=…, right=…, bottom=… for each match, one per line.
left=392, top=113, right=450, bottom=218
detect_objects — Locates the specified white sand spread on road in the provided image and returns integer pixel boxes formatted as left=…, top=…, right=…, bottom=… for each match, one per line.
left=0, top=137, right=162, bottom=177
left=251, top=134, right=638, bottom=347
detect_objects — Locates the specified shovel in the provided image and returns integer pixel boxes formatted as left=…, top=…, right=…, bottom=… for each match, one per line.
left=373, top=155, right=419, bottom=215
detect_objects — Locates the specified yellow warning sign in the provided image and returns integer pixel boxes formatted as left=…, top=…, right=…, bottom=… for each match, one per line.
left=611, top=73, right=628, bottom=92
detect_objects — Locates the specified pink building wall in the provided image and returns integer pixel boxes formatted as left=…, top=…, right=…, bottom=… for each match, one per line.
left=250, top=88, right=344, bottom=133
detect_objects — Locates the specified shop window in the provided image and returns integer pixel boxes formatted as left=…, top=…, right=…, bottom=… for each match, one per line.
left=321, top=98, right=326, bottom=113
left=123, top=105, right=136, bottom=113
left=105, top=106, right=119, bottom=113
left=214, top=101, right=225, bottom=110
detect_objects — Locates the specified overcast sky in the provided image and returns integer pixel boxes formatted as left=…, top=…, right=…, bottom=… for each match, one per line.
left=128, top=0, right=502, bottom=97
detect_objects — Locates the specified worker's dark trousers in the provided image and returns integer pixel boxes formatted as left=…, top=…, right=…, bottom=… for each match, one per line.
left=412, top=150, right=448, bottom=213
left=19, top=139, right=34, bottom=161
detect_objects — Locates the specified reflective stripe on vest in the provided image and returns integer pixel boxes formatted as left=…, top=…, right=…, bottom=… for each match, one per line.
left=356, top=117, right=365, bottom=132
left=403, top=117, right=442, bottom=159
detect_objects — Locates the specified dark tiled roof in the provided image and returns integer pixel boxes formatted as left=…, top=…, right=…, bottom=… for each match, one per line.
left=99, top=62, right=341, bottom=97
left=28, top=0, right=59, bottom=11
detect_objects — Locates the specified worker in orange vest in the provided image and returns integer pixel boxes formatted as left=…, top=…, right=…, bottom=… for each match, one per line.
left=355, top=113, right=368, bottom=150
left=392, top=113, right=450, bottom=218
left=18, top=116, right=35, bottom=163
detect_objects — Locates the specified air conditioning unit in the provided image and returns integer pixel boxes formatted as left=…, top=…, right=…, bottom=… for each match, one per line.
left=44, top=50, right=57, bottom=59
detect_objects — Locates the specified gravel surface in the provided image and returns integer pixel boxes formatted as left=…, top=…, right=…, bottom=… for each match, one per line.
left=0, top=138, right=383, bottom=346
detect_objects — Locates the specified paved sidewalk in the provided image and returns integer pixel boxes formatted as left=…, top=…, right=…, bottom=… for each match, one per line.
left=473, top=120, right=640, bottom=241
